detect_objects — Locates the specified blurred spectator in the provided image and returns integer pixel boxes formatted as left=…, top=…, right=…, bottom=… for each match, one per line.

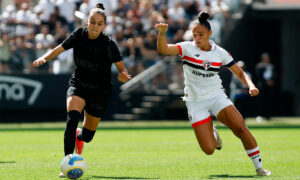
left=52, top=22, right=73, bottom=74
left=52, top=49, right=73, bottom=74
left=105, top=13, right=123, bottom=35
left=230, top=61, right=252, bottom=119
left=255, top=53, right=276, bottom=121
left=1, top=5, right=17, bottom=35
left=78, top=0, right=90, bottom=23
left=47, top=7, right=68, bottom=33
left=15, top=3, right=36, bottom=36
left=89, top=0, right=118, bottom=16
left=80, top=0, right=90, bottom=16
left=54, top=21, right=68, bottom=44
left=114, top=0, right=131, bottom=18
left=56, top=0, right=76, bottom=31
left=35, top=25, right=55, bottom=73
left=126, top=1, right=142, bottom=19
left=46, top=6, right=68, bottom=34
left=0, top=32, right=11, bottom=73
left=183, top=0, right=200, bottom=20
left=169, top=59, right=184, bottom=90
left=167, top=2, right=185, bottom=22
left=140, top=30, right=159, bottom=67
left=34, top=0, right=55, bottom=24
left=173, top=29, right=185, bottom=43
left=10, top=36, right=35, bottom=73
left=24, top=30, right=37, bottom=73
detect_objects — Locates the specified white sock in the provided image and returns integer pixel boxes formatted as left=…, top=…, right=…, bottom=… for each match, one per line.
left=246, top=147, right=263, bottom=169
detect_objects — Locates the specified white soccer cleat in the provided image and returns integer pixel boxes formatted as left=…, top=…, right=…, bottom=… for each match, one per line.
left=213, top=124, right=222, bottom=150
left=58, top=172, right=65, bottom=178
left=256, top=168, right=272, bottom=176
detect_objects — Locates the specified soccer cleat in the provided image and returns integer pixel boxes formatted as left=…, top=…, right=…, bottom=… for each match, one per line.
left=75, top=128, right=84, bottom=155
left=256, top=168, right=272, bottom=176
left=58, top=172, right=65, bottom=178
left=213, top=124, right=223, bottom=150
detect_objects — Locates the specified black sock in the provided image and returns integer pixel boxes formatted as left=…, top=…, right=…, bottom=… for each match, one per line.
left=64, top=110, right=81, bottom=156
left=77, top=127, right=96, bottom=143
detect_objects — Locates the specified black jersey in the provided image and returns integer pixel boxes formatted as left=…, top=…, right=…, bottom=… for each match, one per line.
left=62, top=28, right=122, bottom=92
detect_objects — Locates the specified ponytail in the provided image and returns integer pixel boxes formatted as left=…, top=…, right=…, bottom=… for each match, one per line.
left=89, top=3, right=106, bottom=23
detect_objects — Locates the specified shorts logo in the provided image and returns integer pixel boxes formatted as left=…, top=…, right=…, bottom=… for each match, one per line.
left=203, top=60, right=211, bottom=70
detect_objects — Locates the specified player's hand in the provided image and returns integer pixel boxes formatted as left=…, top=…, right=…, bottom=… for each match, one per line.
left=249, top=87, right=259, bottom=96
left=155, top=23, right=168, bottom=34
left=33, top=58, right=47, bottom=67
left=118, top=72, right=131, bottom=83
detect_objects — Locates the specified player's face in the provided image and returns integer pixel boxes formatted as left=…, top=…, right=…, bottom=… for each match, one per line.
left=192, top=24, right=212, bottom=48
left=87, top=13, right=106, bottom=39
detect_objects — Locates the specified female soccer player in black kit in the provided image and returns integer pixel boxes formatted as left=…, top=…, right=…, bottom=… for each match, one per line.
left=33, top=3, right=131, bottom=177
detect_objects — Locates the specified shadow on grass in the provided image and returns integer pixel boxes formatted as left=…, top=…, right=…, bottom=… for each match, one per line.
left=1, top=125, right=300, bottom=132
left=83, top=176, right=159, bottom=179
left=0, top=161, right=16, bottom=164
left=208, top=174, right=257, bottom=179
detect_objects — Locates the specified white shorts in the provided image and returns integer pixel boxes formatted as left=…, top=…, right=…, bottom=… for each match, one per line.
left=186, top=91, right=233, bottom=127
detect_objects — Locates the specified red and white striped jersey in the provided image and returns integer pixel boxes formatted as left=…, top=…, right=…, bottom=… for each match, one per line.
left=176, top=40, right=235, bottom=101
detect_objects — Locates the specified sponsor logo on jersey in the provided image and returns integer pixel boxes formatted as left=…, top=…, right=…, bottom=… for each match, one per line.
left=192, top=70, right=214, bottom=77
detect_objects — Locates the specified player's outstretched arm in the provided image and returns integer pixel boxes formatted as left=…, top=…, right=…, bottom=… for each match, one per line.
left=33, top=45, right=65, bottom=67
left=155, top=23, right=179, bottom=55
left=114, top=61, right=132, bottom=83
left=229, top=64, right=259, bottom=96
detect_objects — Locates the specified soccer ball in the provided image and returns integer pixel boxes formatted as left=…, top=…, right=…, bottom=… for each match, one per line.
left=61, top=154, right=86, bottom=179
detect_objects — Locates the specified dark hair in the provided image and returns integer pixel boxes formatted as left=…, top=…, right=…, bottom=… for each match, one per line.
left=197, top=12, right=211, bottom=30
left=89, top=3, right=106, bottom=23
left=96, top=3, right=105, bottom=10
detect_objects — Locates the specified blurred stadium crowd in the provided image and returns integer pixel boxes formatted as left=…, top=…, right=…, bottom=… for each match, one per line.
left=0, top=0, right=241, bottom=89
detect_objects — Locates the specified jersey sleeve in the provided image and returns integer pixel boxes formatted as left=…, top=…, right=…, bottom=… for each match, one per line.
left=220, top=48, right=235, bottom=67
left=61, top=29, right=80, bottom=50
left=107, top=40, right=122, bottom=63
left=176, top=41, right=189, bottom=57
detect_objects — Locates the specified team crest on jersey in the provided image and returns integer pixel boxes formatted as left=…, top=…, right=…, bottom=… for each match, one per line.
left=203, top=60, right=211, bottom=70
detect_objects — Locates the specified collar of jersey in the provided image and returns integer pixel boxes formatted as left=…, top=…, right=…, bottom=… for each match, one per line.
left=193, top=40, right=217, bottom=51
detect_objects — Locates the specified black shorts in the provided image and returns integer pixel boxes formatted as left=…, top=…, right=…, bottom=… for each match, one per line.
left=66, top=84, right=112, bottom=118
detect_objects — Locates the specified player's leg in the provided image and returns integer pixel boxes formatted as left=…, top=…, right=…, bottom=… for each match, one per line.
left=77, top=111, right=100, bottom=142
left=186, top=101, right=218, bottom=155
left=217, top=105, right=256, bottom=149
left=64, top=95, right=86, bottom=156
left=75, top=111, right=100, bottom=154
left=75, top=92, right=110, bottom=153
left=217, top=105, right=271, bottom=176
left=193, top=117, right=217, bottom=155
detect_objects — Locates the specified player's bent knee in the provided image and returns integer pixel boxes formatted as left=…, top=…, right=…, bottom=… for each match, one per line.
left=201, top=146, right=215, bottom=155
left=84, top=135, right=94, bottom=143
left=81, top=127, right=96, bottom=143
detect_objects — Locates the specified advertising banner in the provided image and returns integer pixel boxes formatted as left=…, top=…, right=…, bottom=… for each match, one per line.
left=0, top=74, right=70, bottom=109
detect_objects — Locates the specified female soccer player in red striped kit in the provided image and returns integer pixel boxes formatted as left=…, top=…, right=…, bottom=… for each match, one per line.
left=156, top=12, right=271, bottom=176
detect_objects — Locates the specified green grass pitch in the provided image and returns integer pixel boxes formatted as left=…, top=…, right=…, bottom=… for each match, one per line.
left=0, top=118, right=300, bottom=180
